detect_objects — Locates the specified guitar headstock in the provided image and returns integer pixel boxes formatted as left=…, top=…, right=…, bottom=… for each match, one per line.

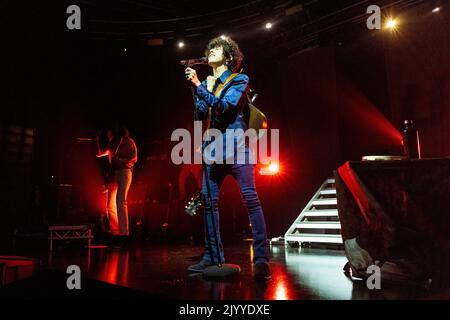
left=185, top=192, right=203, bottom=216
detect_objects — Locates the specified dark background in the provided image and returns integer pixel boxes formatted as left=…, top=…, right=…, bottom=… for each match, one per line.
left=1, top=0, right=448, bottom=247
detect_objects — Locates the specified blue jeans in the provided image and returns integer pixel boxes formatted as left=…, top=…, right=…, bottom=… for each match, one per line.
left=201, top=163, right=269, bottom=265
left=107, top=169, right=132, bottom=236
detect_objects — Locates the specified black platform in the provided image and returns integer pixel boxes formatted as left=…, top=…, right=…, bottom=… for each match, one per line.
left=3, top=240, right=450, bottom=300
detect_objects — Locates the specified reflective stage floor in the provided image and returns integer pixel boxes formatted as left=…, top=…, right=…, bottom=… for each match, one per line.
left=5, top=239, right=448, bottom=300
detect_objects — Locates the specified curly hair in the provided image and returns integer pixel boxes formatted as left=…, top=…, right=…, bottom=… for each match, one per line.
left=204, top=36, right=244, bottom=73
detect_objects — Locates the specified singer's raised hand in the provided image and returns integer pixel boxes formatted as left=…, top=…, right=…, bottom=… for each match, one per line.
left=185, top=67, right=201, bottom=87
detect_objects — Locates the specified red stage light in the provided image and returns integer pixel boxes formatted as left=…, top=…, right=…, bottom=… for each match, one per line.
left=338, top=79, right=403, bottom=148
left=259, top=162, right=280, bottom=175
left=268, top=163, right=279, bottom=173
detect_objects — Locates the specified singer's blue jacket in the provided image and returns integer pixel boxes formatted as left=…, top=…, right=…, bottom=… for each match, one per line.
left=195, top=69, right=249, bottom=130
left=194, top=69, right=251, bottom=163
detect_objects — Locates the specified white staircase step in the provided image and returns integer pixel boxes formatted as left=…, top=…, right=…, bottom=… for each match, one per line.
left=285, top=177, right=343, bottom=248
left=312, top=199, right=337, bottom=206
left=295, top=222, right=341, bottom=229
left=286, top=234, right=343, bottom=244
left=303, top=209, right=338, bottom=217
left=320, top=189, right=336, bottom=195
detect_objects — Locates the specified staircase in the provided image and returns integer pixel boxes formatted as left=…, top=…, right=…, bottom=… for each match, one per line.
left=284, top=178, right=342, bottom=246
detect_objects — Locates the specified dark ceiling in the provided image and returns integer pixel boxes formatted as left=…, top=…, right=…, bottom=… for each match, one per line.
left=3, top=0, right=433, bottom=58
left=69, top=0, right=430, bottom=55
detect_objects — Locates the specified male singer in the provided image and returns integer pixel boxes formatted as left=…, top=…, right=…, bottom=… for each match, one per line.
left=185, top=36, right=271, bottom=279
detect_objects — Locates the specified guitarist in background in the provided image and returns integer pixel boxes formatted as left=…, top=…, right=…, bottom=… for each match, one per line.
left=96, top=125, right=137, bottom=245
left=185, top=36, right=271, bottom=279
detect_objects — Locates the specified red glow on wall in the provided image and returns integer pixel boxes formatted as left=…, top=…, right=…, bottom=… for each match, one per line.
left=339, top=80, right=403, bottom=150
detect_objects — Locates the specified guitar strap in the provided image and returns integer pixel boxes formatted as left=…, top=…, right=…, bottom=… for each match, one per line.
left=213, top=73, right=239, bottom=97
left=113, top=137, right=123, bottom=157
left=108, top=137, right=123, bottom=174
left=207, top=73, right=239, bottom=128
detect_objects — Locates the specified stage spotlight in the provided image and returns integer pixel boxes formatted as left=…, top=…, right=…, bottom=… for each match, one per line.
left=385, top=18, right=398, bottom=30
left=220, top=35, right=227, bottom=40
left=259, top=163, right=280, bottom=175
left=432, top=7, right=440, bottom=13
left=265, top=22, right=273, bottom=29
left=123, top=48, right=127, bottom=52
left=178, top=41, right=185, bottom=48
left=269, top=163, right=279, bottom=173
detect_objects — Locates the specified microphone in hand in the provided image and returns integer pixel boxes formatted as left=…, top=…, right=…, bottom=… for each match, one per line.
left=180, top=57, right=207, bottom=67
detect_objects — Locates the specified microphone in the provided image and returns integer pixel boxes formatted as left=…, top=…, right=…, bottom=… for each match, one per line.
left=180, top=57, right=208, bottom=67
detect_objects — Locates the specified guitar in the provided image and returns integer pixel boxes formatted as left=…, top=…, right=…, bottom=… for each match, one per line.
left=243, top=92, right=267, bottom=140
left=212, top=74, right=268, bottom=140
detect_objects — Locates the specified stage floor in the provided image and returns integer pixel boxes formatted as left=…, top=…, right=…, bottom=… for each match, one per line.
left=6, top=239, right=440, bottom=300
